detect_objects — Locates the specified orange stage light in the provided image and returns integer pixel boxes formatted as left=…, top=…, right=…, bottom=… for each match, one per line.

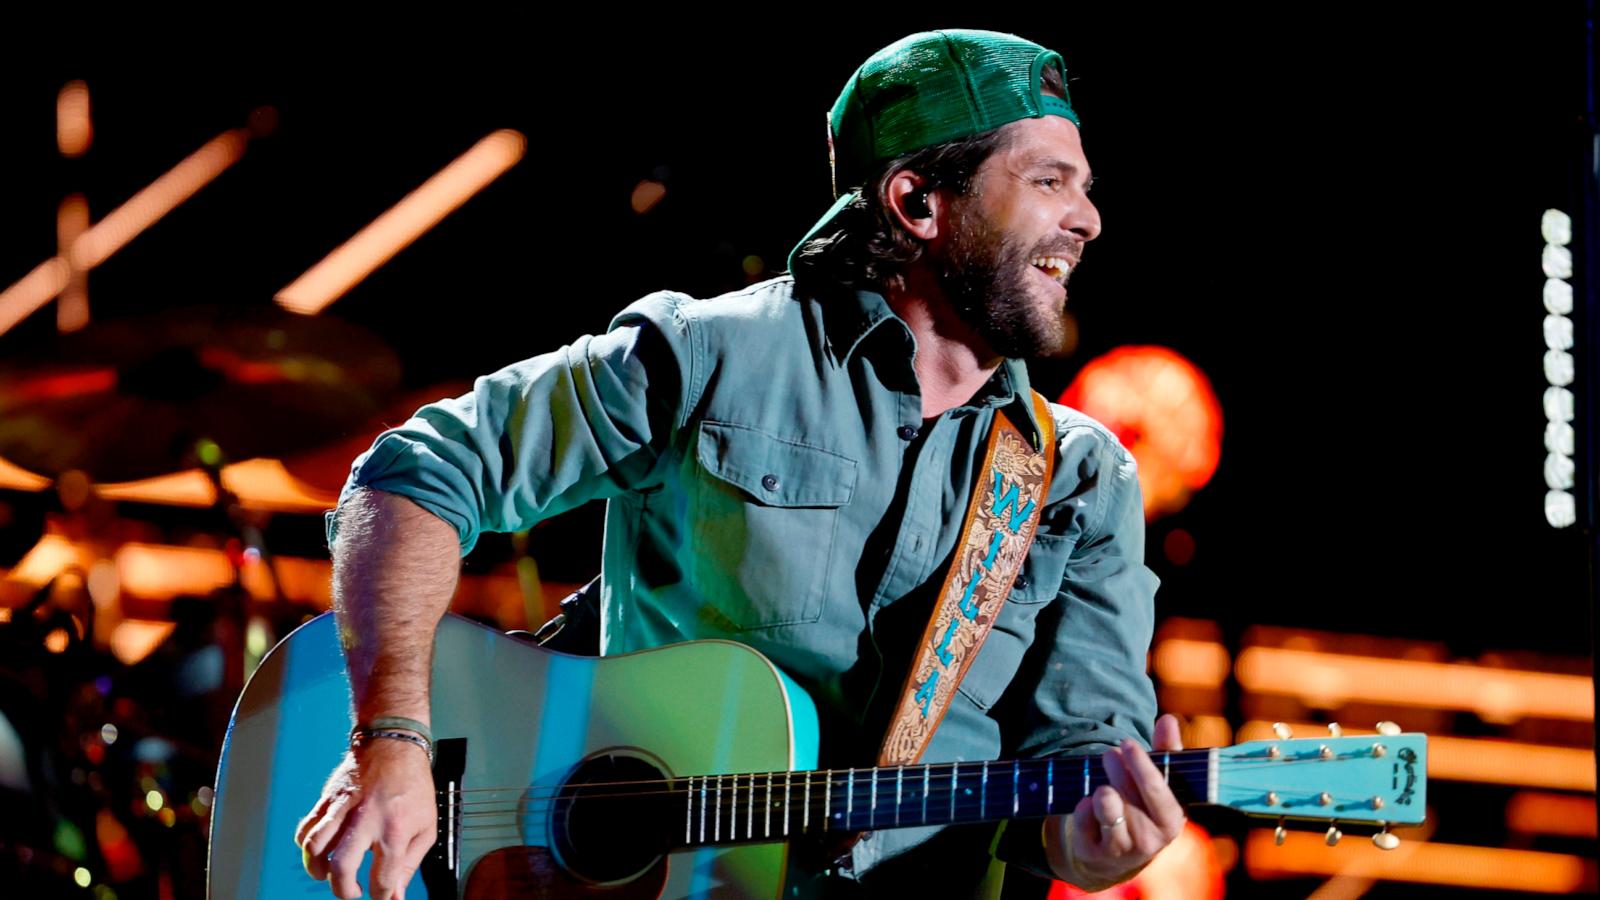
left=1235, top=647, right=1592, bottom=722
left=276, top=129, right=527, bottom=314
left=1246, top=829, right=1593, bottom=893
left=0, top=129, right=249, bottom=336
left=1059, top=346, right=1222, bottom=519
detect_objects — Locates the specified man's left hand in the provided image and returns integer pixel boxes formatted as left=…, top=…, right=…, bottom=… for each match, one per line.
left=1042, top=713, right=1187, bottom=891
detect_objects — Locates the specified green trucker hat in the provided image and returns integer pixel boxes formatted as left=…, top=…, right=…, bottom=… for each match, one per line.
left=787, top=29, right=1079, bottom=272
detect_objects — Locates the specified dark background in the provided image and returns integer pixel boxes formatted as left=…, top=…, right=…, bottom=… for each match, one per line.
left=0, top=7, right=1595, bottom=899
left=3, top=8, right=1589, bottom=652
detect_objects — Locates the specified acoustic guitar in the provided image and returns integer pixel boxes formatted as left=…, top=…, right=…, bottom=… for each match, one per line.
left=207, top=612, right=1426, bottom=898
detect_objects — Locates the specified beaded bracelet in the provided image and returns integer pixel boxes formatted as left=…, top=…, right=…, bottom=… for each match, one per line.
left=350, top=728, right=435, bottom=765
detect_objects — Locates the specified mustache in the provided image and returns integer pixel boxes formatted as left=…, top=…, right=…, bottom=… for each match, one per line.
left=1030, top=243, right=1083, bottom=267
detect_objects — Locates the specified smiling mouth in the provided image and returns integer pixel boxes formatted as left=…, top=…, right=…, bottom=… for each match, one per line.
left=1028, top=255, right=1073, bottom=285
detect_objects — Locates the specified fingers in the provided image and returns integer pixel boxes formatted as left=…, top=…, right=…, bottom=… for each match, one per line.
left=301, top=792, right=355, bottom=882
left=370, top=816, right=436, bottom=900
left=1089, top=785, right=1132, bottom=854
left=1153, top=713, right=1183, bottom=751
left=393, top=830, right=436, bottom=899
left=1117, top=739, right=1187, bottom=837
left=329, top=809, right=380, bottom=899
left=296, top=792, right=336, bottom=849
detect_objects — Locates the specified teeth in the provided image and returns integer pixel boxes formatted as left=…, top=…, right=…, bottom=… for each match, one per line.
left=1029, top=256, right=1073, bottom=284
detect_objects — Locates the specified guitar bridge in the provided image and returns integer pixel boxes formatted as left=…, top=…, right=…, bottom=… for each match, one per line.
left=422, top=737, right=467, bottom=897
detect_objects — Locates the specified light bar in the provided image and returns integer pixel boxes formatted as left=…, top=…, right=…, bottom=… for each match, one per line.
left=0, top=129, right=249, bottom=337
left=1153, top=637, right=1231, bottom=687
left=1234, top=647, right=1592, bottom=722
left=1542, top=208, right=1577, bottom=528
left=1246, top=829, right=1591, bottom=894
left=275, top=129, right=527, bottom=314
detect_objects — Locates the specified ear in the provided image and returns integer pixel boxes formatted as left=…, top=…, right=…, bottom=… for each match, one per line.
left=884, top=170, right=943, bottom=240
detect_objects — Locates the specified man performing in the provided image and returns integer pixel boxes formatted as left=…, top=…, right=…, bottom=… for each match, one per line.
left=293, top=28, right=1186, bottom=898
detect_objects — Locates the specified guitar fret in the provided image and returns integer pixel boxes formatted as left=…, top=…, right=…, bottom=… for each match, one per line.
left=869, top=768, right=878, bottom=829
left=1164, top=751, right=1171, bottom=784
left=746, top=773, right=755, bottom=840
left=783, top=772, right=791, bottom=837
left=1047, top=759, right=1054, bottom=812
left=700, top=776, right=708, bottom=844
left=821, top=769, right=830, bottom=831
left=685, top=775, right=694, bottom=845
left=1082, top=757, right=1090, bottom=797
left=846, top=768, right=855, bottom=831
left=895, top=767, right=903, bottom=827
left=922, top=764, right=931, bottom=825
left=804, top=771, right=812, bottom=833
left=765, top=773, right=773, bottom=839
left=715, top=774, right=723, bottom=842
left=1012, top=761, right=1020, bottom=816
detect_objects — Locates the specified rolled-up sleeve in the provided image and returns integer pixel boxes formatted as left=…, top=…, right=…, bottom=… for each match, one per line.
left=325, top=292, right=695, bottom=555
left=995, top=430, right=1160, bottom=877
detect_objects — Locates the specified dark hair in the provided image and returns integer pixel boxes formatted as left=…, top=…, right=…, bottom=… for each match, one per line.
left=790, top=65, right=1069, bottom=294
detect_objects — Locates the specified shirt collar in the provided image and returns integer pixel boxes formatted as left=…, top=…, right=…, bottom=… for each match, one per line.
left=818, top=287, right=1050, bottom=452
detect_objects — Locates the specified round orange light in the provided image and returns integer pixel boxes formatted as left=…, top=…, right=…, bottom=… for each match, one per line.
left=1059, top=346, right=1222, bottom=520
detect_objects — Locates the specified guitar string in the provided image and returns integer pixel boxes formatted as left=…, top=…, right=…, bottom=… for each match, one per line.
left=450, top=784, right=1398, bottom=836
left=451, top=781, right=1388, bottom=816
left=442, top=753, right=1406, bottom=805
left=444, top=768, right=1394, bottom=815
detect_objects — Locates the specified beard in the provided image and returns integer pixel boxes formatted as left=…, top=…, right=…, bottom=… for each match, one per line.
left=933, top=202, right=1075, bottom=359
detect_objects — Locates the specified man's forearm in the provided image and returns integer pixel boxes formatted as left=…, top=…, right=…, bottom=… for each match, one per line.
left=331, top=487, right=462, bottom=726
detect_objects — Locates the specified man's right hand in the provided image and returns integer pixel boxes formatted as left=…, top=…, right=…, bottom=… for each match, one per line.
left=295, top=738, right=438, bottom=900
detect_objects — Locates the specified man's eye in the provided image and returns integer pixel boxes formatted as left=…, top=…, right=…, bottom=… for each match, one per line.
left=1037, top=177, right=1060, bottom=188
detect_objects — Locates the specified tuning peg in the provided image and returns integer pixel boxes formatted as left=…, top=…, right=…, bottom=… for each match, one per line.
left=1373, top=828, right=1400, bottom=850
left=1275, top=818, right=1287, bottom=845
left=1325, top=824, right=1342, bottom=846
left=1376, top=721, right=1401, bottom=736
left=1327, top=722, right=1343, bottom=738
left=1272, top=722, right=1294, bottom=740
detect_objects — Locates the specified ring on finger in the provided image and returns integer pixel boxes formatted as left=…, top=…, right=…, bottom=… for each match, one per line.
left=1099, top=815, right=1126, bottom=829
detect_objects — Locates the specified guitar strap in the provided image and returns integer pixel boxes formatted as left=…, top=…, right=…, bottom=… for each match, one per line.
left=876, top=390, right=1057, bottom=768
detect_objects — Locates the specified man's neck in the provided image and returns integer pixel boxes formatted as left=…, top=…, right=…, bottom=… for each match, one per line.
left=885, top=272, right=1005, bottom=419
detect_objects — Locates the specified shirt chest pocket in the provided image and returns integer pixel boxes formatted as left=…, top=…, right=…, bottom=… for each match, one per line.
left=956, top=532, right=1075, bottom=710
left=690, top=421, right=858, bottom=630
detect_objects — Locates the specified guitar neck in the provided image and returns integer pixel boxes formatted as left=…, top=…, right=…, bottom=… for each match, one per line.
left=671, top=751, right=1211, bottom=849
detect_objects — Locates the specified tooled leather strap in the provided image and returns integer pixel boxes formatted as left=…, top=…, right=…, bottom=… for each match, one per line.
left=878, top=391, right=1056, bottom=767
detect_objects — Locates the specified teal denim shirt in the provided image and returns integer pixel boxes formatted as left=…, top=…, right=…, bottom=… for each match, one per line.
left=328, top=276, right=1158, bottom=888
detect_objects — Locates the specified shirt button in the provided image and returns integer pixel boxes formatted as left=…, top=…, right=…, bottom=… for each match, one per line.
left=897, top=425, right=918, bottom=440
left=1013, top=574, right=1030, bottom=591
left=761, top=473, right=780, bottom=491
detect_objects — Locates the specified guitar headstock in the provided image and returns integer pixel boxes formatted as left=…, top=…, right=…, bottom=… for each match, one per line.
left=1216, top=723, right=1426, bottom=833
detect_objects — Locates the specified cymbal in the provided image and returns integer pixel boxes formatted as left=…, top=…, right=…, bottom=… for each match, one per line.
left=280, top=380, right=472, bottom=494
left=0, top=307, right=401, bottom=482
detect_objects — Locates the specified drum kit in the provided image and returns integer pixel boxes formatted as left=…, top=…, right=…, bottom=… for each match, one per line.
left=0, top=306, right=405, bottom=897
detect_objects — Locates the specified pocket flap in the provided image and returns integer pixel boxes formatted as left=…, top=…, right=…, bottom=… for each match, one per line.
left=697, top=421, right=857, bottom=508
left=1005, top=532, right=1074, bottom=603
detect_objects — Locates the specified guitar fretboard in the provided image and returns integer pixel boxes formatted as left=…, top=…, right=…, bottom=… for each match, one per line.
left=670, top=751, right=1209, bottom=848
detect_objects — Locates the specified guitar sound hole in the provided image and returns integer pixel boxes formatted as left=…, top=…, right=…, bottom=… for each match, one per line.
left=549, top=751, right=676, bottom=885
